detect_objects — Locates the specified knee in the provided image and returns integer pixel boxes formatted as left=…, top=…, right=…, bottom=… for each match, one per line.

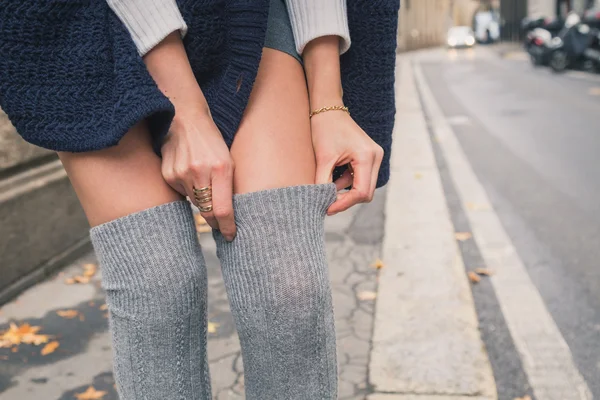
left=101, top=245, right=207, bottom=319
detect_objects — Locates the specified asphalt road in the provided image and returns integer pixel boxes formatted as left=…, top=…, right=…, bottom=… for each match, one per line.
left=420, top=46, right=600, bottom=399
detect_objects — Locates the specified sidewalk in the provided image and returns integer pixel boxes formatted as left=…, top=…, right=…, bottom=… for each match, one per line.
left=0, top=54, right=496, bottom=400
left=0, top=191, right=385, bottom=400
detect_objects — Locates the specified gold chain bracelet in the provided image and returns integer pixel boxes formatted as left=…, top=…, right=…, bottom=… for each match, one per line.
left=309, top=105, right=350, bottom=118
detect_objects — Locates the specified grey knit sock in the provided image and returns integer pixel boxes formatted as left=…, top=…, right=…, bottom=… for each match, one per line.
left=90, top=201, right=211, bottom=400
left=213, top=184, right=338, bottom=399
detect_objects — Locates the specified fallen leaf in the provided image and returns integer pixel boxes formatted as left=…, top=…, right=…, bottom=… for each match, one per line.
left=75, top=386, right=107, bottom=400
left=83, top=264, right=97, bottom=278
left=11, top=347, right=17, bottom=353
left=514, top=396, right=532, bottom=400
left=99, top=304, right=108, bottom=311
left=79, top=314, right=85, bottom=321
left=103, top=313, right=109, bottom=319
left=475, top=268, right=494, bottom=276
left=414, top=172, right=423, bottom=179
left=0, top=355, right=8, bottom=360
left=194, top=214, right=208, bottom=225
left=468, top=271, right=481, bottom=283
left=0, top=323, right=50, bottom=348
left=465, top=202, right=490, bottom=211
left=65, top=276, right=91, bottom=285
left=370, top=259, right=385, bottom=269
left=196, top=224, right=212, bottom=233
left=88, top=301, right=95, bottom=307
left=455, top=232, right=472, bottom=242
left=207, top=322, right=219, bottom=334
left=41, top=341, right=59, bottom=356
left=57, top=310, right=79, bottom=319
left=357, top=291, right=377, bottom=301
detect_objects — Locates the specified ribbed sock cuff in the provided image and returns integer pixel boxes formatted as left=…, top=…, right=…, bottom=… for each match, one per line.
left=90, top=201, right=205, bottom=318
left=214, top=183, right=336, bottom=310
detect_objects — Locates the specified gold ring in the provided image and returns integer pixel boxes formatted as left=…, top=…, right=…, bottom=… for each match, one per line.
left=194, top=195, right=212, bottom=204
left=198, top=204, right=213, bottom=213
left=193, top=186, right=212, bottom=194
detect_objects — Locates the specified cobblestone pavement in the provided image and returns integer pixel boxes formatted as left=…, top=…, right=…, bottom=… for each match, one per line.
left=0, top=189, right=385, bottom=400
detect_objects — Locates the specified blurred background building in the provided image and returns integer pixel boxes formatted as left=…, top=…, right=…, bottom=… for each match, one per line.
left=397, top=0, right=600, bottom=52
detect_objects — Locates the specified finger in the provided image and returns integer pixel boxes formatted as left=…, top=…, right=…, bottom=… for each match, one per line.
left=188, top=178, right=219, bottom=230
left=369, top=148, right=383, bottom=196
left=333, top=168, right=354, bottom=191
left=161, top=155, right=187, bottom=197
left=327, top=157, right=372, bottom=215
left=211, top=166, right=236, bottom=241
left=315, top=156, right=337, bottom=185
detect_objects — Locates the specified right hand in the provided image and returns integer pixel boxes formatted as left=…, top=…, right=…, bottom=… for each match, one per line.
left=160, top=108, right=236, bottom=241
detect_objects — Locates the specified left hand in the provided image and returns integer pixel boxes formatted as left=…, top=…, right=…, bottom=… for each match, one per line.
left=312, top=110, right=384, bottom=215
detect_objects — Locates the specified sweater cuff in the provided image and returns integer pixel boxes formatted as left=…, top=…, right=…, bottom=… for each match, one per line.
left=285, top=0, right=351, bottom=55
left=107, top=0, right=188, bottom=56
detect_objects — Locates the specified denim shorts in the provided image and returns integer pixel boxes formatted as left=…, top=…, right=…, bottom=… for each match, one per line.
left=264, top=0, right=302, bottom=63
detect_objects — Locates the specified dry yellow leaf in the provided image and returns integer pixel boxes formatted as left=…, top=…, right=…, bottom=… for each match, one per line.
left=57, top=310, right=79, bottom=319
left=455, top=232, right=472, bottom=242
left=0, top=323, right=50, bottom=348
left=83, top=264, right=97, bottom=278
left=370, top=259, right=385, bottom=269
left=475, top=268, right=494, bottom=276
left=194, top=214, right=208, bottom=225
left=208, top=322, right=219, bottom=334
left=75, top=386, right=107, bottom=400
left=65, top=276, right=91, bottom=285
left=196, top=224, right=212, bottom=233
left=465, top=202, right=490, bottom=211
left=99, top=304, right=108, bottom=311
left=468, top=271, right=481, bottom=284
left=357, top=291, right=377, bottom=301
left=41, top=341, right=59, bottom=356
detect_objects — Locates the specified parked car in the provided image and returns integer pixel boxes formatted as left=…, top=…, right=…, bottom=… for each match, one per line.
left=447, top=26, right=476, bottom=49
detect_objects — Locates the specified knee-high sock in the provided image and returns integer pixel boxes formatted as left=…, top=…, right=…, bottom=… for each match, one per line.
left=91, top=201, right=211, bottom=400
left=214, top=184, right=338, bottom=400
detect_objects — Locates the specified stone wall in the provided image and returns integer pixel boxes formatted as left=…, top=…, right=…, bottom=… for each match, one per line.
left=0, top=109, right=90, bottom=303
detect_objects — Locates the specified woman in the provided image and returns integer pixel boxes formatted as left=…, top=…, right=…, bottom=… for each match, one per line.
left=0, top=0, right=398, bottom=398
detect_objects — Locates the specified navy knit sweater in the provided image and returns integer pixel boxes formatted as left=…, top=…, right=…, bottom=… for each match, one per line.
left=0, top=0, right=399, bottom=187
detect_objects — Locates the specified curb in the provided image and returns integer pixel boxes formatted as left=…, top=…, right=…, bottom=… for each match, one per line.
left=368, top=58, right=497, bottom=398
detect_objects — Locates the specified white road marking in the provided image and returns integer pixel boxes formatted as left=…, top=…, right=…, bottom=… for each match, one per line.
left=414, top=62, right=593, bottom=400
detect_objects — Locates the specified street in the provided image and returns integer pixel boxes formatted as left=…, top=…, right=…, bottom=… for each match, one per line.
left=418, top=45, right=600, bottom=399
left=2, top=45, right=600, bottom=399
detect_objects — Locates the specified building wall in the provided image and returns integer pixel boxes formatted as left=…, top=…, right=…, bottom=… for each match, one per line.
left=397, top=0, right=452, bottom=51
left=528, top=0, right=556, bottom=17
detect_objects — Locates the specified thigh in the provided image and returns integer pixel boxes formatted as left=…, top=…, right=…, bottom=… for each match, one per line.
left=58, top=121, right=182, bottom=227
left=230, top=48, right=316, bottom=194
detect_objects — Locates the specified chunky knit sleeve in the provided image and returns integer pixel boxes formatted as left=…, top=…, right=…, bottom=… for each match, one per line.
left=106, top=0, right=188, bottom=56
left=285, top=0, right=351, bottom=55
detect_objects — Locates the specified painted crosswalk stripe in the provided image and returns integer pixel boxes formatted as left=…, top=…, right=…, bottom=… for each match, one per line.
left=414, top=62, right=593, bottom=400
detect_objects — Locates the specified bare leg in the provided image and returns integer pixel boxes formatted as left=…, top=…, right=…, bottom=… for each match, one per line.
left=60, top=123, right=211, bottom=399
left=217, top=48, right=338, bottom=399
left=58, top=121, right=181, bottom=227
left=230, top=48, right=316, bottom=194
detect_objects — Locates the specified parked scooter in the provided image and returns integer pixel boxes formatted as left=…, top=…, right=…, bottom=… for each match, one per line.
left=548, top=12, right=600, bottom=72
left=524, top=17, right=565, bottom=66
left=582, top=28, right=600, bottom=72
